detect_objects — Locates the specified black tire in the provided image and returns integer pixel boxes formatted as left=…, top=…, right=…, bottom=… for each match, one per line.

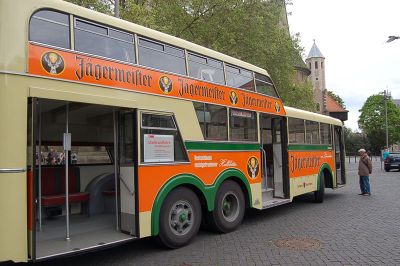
left=209, top=180, right=245, bottom=233
left=158, top=187, right=201, bottom=248
left=385, top=168, right=390, bottom=172
left=314, top=173, right=325, bottom=203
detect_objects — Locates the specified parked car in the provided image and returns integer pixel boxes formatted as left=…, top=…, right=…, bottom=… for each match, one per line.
left=384, top=152, right=400, bottom=172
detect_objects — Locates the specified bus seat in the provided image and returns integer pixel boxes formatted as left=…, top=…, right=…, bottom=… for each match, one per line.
left=39, top=166, right=90, bottom=208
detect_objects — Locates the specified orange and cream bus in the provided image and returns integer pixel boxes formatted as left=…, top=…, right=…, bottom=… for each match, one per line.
left=0, top=0, right=346, bottom=262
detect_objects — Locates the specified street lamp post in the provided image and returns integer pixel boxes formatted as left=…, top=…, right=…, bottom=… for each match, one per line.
left=384, top=89, right=391, bottom=149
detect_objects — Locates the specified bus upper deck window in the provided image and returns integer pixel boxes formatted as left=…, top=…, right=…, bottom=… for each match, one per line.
left=188, top=53, right=225, bottom=85
left=74, top=19, right=136, bottom=64
left=138, top=37, right=186, bottom=75
left=255, top=73, right=279, bottom=98
left=226, top=65, right=255, bottom=91
left=29, top=10, right=70, bottom=49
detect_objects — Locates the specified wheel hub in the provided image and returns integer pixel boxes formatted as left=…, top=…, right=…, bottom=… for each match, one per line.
left=222, top=192, right=239, bottom=222
left=169, top=200, right=193, bottom=236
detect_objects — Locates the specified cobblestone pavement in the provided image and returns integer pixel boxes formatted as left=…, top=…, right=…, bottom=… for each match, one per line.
left=32, top=159, right=400, bottom=266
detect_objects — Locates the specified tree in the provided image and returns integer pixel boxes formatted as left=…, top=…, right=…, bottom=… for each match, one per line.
left=358, top=93, right=400, bottom=153
left=343, top=127, right=370, bottom=155
left=328, top=90, right=346, bottom=109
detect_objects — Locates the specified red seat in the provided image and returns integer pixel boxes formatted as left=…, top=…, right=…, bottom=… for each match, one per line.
left=40, top=166, right=89, bottom=208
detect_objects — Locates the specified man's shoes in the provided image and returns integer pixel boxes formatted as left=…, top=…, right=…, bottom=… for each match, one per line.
left=358, top=193, right=366, bottom=195
left=362, top=193, right=371, bottom=196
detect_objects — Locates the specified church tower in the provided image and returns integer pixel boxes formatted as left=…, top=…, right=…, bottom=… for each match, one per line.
left=306, top=40, right=327, bottom=114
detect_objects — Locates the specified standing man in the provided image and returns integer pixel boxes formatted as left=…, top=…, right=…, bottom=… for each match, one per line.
left=358, top=148, right=372, bottom=196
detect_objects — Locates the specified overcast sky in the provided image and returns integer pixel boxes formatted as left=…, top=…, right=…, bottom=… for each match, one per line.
left=286, top=0, right=400, bottom=131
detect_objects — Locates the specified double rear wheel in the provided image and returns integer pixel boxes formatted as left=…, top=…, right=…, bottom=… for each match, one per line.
left=208, top=180, right=245, bottom=233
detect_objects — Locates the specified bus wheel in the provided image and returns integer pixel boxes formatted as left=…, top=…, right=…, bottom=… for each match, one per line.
left=158, top=187, right=201, bottom=248
left=210, top=180, right=245, bottom=233
left=314, top=173, right=325, bottom=203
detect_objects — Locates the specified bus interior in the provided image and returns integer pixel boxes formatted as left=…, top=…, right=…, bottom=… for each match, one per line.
left=28, top=98, right=137, bottom=259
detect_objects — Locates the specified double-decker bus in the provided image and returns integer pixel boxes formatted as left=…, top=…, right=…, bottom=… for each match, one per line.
left=0, top=0, right=346, bottom=262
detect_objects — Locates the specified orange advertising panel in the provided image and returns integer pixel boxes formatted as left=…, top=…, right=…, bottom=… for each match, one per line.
left=288, top=150, right=334, bottom=178
left=28, top=43, right=286, bottom=115
left=138, top=151, right=261, bottom=212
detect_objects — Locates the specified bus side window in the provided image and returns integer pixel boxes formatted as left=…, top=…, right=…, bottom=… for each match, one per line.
left=194, top=102, right=228, bottom=140
left=320, top=123, right=332, bottom=144
left=138, top=37, right=186, bottom=75
left=305, top=120, right=320, bottom=144
left=288, top=118, right=305, bottom=144
left=141, top=113, right=188, bottom=163
left=226, top=65, right=255, bottom=91
left=229, top=109, right=257, bottom=141
left=29, top=10, right=70, bottom=49
left=187, top=53, right=225, bottom=85
left=74, top=19, right=135, bottom=64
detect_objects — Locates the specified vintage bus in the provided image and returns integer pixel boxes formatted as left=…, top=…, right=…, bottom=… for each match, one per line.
left=0, top=0, right=346, bottom=262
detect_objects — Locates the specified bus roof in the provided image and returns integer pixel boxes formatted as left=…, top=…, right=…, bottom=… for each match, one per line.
left=27, top=0, right=270, bottom=77
left=284, top=106, right=343, bottom=126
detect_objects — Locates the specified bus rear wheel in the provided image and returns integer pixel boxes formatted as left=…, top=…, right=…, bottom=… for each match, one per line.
left=209, top=180, right=245, bottom=233
left=158, top=187, right=201, bottom=248
left=314, top=172, right=325, bottom=203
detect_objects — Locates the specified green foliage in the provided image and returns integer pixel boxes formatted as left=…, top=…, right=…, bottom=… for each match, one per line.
left=358, top=93, right=400, bottom=153
left=328, top=91, right=346, bottom=109
left=65, top=0, right=113, bottom=14
left=66, top=0, right=315, bottom=111
left=284, top=81, right=315, bottom=111
left=343, top=127, right=370, bottom=155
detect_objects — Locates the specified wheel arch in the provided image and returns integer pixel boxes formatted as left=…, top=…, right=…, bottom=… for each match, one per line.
left=150, top=169, right=252, bottom=236
left=151, top=174, right=208, bottom=236
left=318, top=163, right=334, bottom=189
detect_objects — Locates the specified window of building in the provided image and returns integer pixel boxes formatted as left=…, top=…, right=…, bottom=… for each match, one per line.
left=187, top=53, right=225, bottom=85
left=141, top=113, right=188, bottom=162
left=316, top=103, right=321, bottom=111
left=193, top=102, right=227, bottom=140
left=29, top=10, right=70, bottom=49
left=309, top=62, right=311, bottom=69
left=74, top=18, right=135, bottom=63
left=229, top=109, right=257, bottom=141
left=138, top=37, right=186, bottom=75
left=305, top=120, right=320, bottom=144
left=321, top=62, right=324, bottom=69
left=226, top=65, right=255, bottom=91
left=255, top=73, right=279, bottom=98
left=320, top=123, right=332, bottom=144
left=288, top=118, right=305, bottom=144
left=315, top=61, right=318, bottom=69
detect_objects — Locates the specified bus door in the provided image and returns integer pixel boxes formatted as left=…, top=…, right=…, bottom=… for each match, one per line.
left=29, top=99, right=136, bottom=260
left=118, top=110, right=137, bottom=235
left=260, top=114, right=286, bottom=198
left=334, top=126, right=346, bottom=186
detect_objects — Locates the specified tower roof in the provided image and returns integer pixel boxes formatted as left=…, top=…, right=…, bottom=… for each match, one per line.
left=307, top=40, right=324, bottom=59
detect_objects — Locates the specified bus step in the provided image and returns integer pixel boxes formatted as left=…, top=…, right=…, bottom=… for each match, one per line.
left=262, top=198, right=291, bottom=209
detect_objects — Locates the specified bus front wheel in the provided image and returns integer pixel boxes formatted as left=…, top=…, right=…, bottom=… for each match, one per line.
left=158, top=187, right=201, bottom=248
left=209, top=180, right=245, bottom=233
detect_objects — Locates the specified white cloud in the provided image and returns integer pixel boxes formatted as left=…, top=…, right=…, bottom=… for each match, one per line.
left=287, top=0, right=400, bottom=130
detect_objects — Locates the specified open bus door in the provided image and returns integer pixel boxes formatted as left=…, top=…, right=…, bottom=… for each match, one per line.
left=334, top=126, right=346, bottom=186
left=118, top=110, right=138, bottom=235
left=28, top=99, right=136, bottom=260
